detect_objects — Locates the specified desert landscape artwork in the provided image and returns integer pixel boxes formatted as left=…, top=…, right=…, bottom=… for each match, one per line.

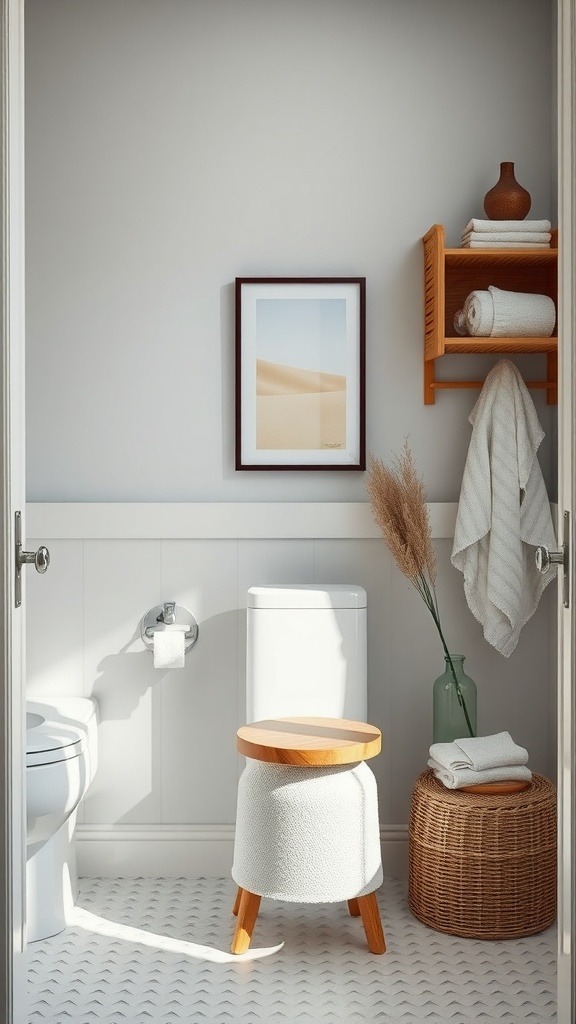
left=255, top=297, right=347, bottom=451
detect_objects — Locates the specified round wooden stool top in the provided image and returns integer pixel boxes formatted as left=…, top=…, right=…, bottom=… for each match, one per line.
left=236, top=717, right=381, bottom=767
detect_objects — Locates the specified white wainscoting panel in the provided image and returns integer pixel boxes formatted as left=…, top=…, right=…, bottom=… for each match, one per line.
left=26, top=539, right=84, bottom=700
left=25, top=502, right=555, bottom=877
left=160, top=540, right=239, bottom=824
left=82, top=540, right=163, bottom=825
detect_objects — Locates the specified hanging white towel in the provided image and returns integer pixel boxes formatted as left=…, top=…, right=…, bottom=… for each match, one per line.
left=463, top=218, right=552, bottom=234
left=451, top=360, right=557, bottom=657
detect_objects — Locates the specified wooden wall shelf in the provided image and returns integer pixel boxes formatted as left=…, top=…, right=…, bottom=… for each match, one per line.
left=423, top=224, right=558, bottom=404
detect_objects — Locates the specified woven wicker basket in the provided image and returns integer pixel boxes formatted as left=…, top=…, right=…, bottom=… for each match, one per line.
left=408, top=769, right=556, bottom=939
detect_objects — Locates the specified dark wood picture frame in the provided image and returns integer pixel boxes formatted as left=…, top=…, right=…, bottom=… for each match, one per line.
left=235, top=277, right=366, bottom=471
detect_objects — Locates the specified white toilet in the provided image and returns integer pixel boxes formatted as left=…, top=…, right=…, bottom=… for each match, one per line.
left=246, top=583, right=368, bottom=722
left=26, top=696, right=99, bottom=942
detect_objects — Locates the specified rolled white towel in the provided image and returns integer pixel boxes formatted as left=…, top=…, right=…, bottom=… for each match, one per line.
left=490, top=285, right=556, bottom=337
left=461, top=239, right=550, bottom=249
left=463, top=218, right=552, bottom=234
left=463, top=290, right=494, bottom=336
left=462, top=230, right=551, bottom=245
left=427, top=760, right=533, bottom=790
left=456, top=287, right=556, bottom=338
left=430, top=732, right=529, bottom=772
left=453, top=309, right=468, bottom=335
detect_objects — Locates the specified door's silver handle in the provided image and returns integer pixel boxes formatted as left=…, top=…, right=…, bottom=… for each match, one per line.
left=17, top=544, right=50, bottom=574
left=14, top=510, right=50, bottom=607
left=535, top=546, right=565, bottom=573
left=534, top=510, right=570, bottom=609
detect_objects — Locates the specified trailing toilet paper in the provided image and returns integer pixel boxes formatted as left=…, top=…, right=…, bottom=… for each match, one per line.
left=153, top=627, right=186, bottom=669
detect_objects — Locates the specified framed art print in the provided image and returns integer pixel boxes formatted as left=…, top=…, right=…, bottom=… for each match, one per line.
left=235, top=277, right=366, bottom=470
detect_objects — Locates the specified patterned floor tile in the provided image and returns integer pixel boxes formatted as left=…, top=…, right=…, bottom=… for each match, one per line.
left=27, top=876, right=556, bottom=1022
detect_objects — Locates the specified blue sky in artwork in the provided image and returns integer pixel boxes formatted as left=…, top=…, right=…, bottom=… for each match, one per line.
left=256, top=298, right=347, bottom=375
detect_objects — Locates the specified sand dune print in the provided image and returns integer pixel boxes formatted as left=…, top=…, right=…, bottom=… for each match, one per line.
left=256, top=359, right=346, bottom=450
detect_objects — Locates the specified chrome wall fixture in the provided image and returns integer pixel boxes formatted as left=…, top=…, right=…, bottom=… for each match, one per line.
left=140, top=602, right=199, bottom=653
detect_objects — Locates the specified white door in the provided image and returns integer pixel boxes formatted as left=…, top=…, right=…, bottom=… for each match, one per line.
left=2, top=0, right=27, bottom=1019
left=556, top=2, right=576, bottom=1020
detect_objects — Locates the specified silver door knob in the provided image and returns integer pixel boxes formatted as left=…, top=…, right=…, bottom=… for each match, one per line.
left=17, top=544, right=50, bottom=574
left=535, top=545, right=564, bottom=574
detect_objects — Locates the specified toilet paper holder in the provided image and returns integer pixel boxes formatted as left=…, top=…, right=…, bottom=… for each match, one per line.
left=140, top=602, right=199, bottom=654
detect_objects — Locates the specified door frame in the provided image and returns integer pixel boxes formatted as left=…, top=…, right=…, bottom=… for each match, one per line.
left=556, top=0, right=576, bottom=1019
left=1, top=1, right=575, bottom=1021
left=1, top=0, right=26, bottom=1020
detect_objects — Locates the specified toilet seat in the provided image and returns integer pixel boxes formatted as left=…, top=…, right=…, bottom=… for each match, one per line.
left=26, top=726, right=87, bottom=767
left=26, top=698, right=97, bottom=768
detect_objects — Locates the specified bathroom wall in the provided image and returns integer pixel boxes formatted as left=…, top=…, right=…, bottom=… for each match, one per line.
left=25, top=0, right=555, bottom=503
left=24, top=0, right=557, bottom=875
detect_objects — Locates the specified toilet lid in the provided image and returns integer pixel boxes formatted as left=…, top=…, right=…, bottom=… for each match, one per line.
left=26, top=724, right=87, bottom=767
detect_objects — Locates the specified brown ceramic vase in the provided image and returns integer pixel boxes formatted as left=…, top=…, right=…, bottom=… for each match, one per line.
left=483, top=162, right=532, bottom=219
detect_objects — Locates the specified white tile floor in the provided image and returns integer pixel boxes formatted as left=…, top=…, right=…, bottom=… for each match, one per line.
left=27, top=876, right=557, bottom=1023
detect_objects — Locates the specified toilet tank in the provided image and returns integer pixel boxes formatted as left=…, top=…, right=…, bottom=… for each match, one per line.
left=246, top=584, right=367, bottom=723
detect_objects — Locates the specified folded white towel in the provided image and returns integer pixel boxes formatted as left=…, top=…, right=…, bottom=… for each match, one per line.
left=427, top=759, right=533, bottom=789
left=455, top=287, right=556, bottom=338
left=462, top=231, right=551, bottom=245
left=430, top=732, right=529, bottom=772
left=463, top=218, right=552, bottom=234
left=461, top=239, right=550, bottom=249
left=451, top=360, right=557, bottom=657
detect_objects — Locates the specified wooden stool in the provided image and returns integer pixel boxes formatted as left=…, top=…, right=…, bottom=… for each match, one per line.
left=231, top=717, right=386, bottom=955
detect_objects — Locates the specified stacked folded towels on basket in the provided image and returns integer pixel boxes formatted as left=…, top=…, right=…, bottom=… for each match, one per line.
left=461, top=218, right=552, bottom=248
left=428, top=731, right=532, bottom=790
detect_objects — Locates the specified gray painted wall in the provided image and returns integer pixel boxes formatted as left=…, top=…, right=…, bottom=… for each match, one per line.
left=24, top=0, right=555, bottom=503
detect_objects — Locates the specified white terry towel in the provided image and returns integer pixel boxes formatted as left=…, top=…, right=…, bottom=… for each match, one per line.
left=457, top=287, right=556, bottom=338
left=427, top=758, right=532, bottom=789
left=462, top=231, right=551, bottom=245
left=451, top=360, right=557, bottom=657
left=489, top=286, right=556, bottom=337
left=461, top=239, right=550, bottom=249
left=462, top=290, right=494, bottom=336
left=463, top=218, right=552, bottom=234
left=430, top=732, right=529, bottom=772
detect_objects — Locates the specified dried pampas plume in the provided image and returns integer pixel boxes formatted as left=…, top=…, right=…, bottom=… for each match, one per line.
left=366, top=440, right=436, bottom=587
left=366, top=439, right=475, bottom=737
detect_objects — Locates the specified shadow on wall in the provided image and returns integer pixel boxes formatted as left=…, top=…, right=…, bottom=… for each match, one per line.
left=86, top=609, right=242, bottom=826
left=90, top=609, right=240, bottom=719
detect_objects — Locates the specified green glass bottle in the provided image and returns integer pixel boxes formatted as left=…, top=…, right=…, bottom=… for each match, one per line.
left=432, top=654, right=477, bottom=743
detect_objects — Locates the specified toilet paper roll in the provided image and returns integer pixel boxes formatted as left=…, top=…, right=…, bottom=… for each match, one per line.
left=153, top=627, right=186, bottom=669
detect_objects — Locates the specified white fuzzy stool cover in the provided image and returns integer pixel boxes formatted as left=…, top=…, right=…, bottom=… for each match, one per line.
left=232, top=759, right=383, bottom=903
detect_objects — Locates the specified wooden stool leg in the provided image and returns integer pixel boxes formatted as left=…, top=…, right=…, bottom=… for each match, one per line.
left=347, top=898, right=361, bottom=917
left=231, top=889, right=261, bottom=954
left=356, top=892, right=386, bottom=954
left=232, top=886, right=243, bottom=916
